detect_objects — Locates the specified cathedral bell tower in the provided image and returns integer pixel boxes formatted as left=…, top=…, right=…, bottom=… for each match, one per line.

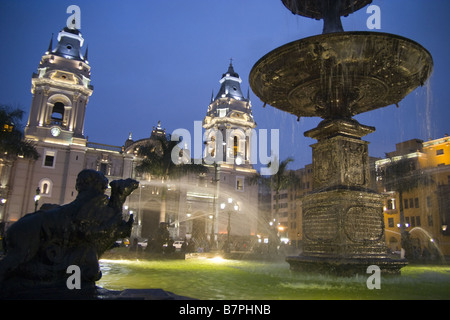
left=203, top=62, right=256, bottom=166
left=4, top=21, right=94, bottom=221
left=25, top=26, right=93, bottom=146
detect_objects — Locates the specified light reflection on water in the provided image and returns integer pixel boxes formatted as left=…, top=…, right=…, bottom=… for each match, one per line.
left=97, top=258, right=450, bottom=300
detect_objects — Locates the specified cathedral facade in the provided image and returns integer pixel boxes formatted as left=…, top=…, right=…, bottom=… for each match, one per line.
left=2, top=22, right=259, bottom=248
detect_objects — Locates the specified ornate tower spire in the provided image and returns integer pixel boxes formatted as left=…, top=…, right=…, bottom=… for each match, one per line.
left=214, top=60, right=246, bottom=101
left=46, top=33, right=54, bottom=54
left=25, top=22, right=93, bottom=145
left=203, top=62, right=256, bottom=166
left=83, top=45, right=89, bottom=62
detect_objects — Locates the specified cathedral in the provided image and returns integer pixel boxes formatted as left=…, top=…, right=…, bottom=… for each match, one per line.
left=1, top=22, right=259, bottom=248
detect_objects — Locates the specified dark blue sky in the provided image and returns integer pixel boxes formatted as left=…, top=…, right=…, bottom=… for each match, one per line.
left=1, top=0, right=449, bottom=169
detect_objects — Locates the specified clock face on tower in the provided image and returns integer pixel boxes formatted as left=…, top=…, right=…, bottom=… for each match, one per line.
left=50, top=126, right=61, bottom=137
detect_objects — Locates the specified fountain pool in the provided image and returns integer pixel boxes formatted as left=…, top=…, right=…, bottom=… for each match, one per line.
left=98, top=257, right=450, bottom=300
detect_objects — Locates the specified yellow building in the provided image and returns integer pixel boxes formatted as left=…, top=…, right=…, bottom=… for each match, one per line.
left=376, top=136, right=450, bottom=259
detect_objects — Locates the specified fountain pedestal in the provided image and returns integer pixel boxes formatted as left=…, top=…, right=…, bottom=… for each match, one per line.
left=286, top=118, right=406, bottom=275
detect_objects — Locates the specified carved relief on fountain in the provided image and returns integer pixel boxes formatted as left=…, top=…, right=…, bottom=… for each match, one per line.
left=302, top=190, right=385, bottom=258
left=310, top=137, right=370, bottom=190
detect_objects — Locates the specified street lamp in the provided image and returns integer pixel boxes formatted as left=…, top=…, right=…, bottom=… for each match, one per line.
left=34, top=187, right=41, bottom=212
left=220, top=197, right=239, bottom=253
left=0, top=198, right=6, bottom=234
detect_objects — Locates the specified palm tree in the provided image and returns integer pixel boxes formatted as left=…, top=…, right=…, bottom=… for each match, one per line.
left=0, top=106, right=38, bottom=237
left=249, top=157, right=300, bottom=245
left=0, top=106, right=39, bottom=160
left=135, top=133, right=207, bottom=224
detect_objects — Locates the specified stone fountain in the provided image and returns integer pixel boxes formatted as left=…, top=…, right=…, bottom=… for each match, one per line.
left=249, top=0, right=433, bottom=275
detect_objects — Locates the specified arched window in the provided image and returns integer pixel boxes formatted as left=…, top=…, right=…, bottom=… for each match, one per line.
left=233, top=136, right=238, bottom=157
left=42, top=182, right=49, bottom=194
left=210, top=136, right=216, bottom=158
left=51, top=102, right=65, bottom=122
left=39, top=178, right=53, bottom=196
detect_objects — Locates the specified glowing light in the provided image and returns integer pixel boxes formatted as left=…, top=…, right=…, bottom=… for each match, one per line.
left=210, top=256, right=225, bottom=263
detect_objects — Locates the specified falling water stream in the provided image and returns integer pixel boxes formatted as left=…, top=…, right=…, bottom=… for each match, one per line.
left=409, top=227, right=446, bottom=263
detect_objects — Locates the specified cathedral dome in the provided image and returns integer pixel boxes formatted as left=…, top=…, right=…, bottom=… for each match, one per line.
left=214, top=61, right=246, bottom=101
left=51, top=27, right=86, bottom=61
left=204, top=62, right=255, bottom=126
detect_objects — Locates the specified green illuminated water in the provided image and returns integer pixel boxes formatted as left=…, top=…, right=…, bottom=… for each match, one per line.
left=97, top=256, right=450, bottom=300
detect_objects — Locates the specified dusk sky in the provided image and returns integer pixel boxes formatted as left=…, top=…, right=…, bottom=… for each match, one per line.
left=1, top=0, right=449, bottom=170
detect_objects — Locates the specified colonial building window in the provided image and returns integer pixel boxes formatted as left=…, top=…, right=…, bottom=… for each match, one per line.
left=428, top=215, right=433, bottom=226
left=211, top=136, right=215, bottom=158
left=43, top=150, right=56, bottom=168
left=99, top=162, right=108, bottom=175
left=387, top=198, right=395, bottom=210
left=236, top=176, right=244, bottom=191
left=388, top=217, right=394, bottom=228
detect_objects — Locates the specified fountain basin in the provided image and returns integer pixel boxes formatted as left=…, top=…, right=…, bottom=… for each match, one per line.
left=98, top=258, right=450, bottom=299
left=249, top=32, right=433, bottom=119
left=286, top=255, right=407, bottom=276
left=281, top=0, right=373, bottom=20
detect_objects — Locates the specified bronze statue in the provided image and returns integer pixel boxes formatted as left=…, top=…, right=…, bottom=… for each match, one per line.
left=0, top=169, right=138, bottom=297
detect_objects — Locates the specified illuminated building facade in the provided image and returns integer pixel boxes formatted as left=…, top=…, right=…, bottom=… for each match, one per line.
left=2, top=23, right=259, bottom=250
left=376, top=136, right=450, bottom=257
